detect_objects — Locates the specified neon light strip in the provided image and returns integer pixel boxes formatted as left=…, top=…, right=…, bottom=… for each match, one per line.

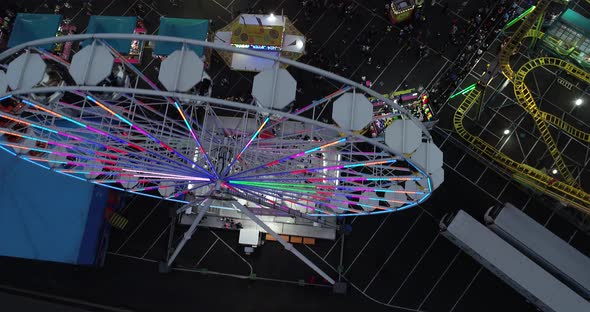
left=54, top=169, right=207, bottom=181
left=90, top=42, right=221, bottom=150
left=18, top=134, right=197, bottom=177
left=231, top=158, right=399, bottom=180
left=236, top=186, right=333, bottom=215
left=0, top=142, right=52, bottom=154
left=41, top=165, right=238, bottom=209
left=245, top=186, right=346, bottom=213
left=503, top=5, right=536, bottom=30
left=238, top=116, right=270, bottom=160
left=405, top=158, right=432, bottom=204
left=96, top=41, right=222, bottom=149
left=240, top=184, right=358, bottom=214
left=236, top=180, right=413, bottom=205
left=222, top=116, right=271, bottom=177
left=21, top=157, right=50, bottom=170
left=0, top=95, right=13, bottom=101
left=173, top=101, right=218, bottom=178
left=122, top=95, right=221, bottom=145
left=23, top=99, right=87, bottom=128
left=6, top=129, right=190, bottom=176
left=121, top=168, right=209, bottom=181
left=17, top=98, right=200, bottom=176
left=92, top=181, right=125, bottom=192
left=130, top=181, right=192, bottom=192
left=230, top=180, right=425, bottom=195
left=166, top=181, right=212, bottom=199
left=86, top=95, right=213, bottom=178
left=227, top=176, right=421, bottom=183
left=449, top=83, right=476, bottom=99
left=227, top=138, right=347, bottom=179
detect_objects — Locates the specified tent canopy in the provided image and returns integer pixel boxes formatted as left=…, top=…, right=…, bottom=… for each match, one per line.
left=156, top=17, right=209, bottom=56
left=8, top=13, right=62, bottom=50
left=561, top=9, right=590, bottom=36
left=83, top=15, right=137, bottom=53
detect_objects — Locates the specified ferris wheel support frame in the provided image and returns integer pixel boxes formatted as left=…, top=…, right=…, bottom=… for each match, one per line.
left=5, top=84, right=434, bottom=201
left=166, top=198, right=212, bottom=268
left=232, top=200, right=336, bottom=285
left=0, top=34, right=436, bottom=213
left=0, top=34, right=440, bottom=282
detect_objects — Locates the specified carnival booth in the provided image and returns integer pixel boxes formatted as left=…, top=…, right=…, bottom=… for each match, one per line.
left=214, top=14, right=305, bottom=72
left=387, top=0, right=416, bottom=24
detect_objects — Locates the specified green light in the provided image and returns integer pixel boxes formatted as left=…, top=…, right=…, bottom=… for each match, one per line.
left=230, top=180, right=316, bottom=188
left=449, top=83, right=476, bottom=99
left=503, top=5, right=536, bottom=30
left=229, top=180, right=318, bottom=193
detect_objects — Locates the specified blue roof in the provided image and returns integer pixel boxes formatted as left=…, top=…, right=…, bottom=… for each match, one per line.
left=0, top=146, right=105, bottom=265
left=8, top=13, right=62, bottom=50
left=156, top=18, right=209, bottom=56
left=83, top=15, right=137, bottom=53
left=561, top=9, right=590, bottom=35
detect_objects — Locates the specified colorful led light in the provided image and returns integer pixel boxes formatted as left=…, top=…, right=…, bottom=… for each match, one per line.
left=121, top=168, right=209, bottom=181
left=503, top=5, right=536, bottom=30
left=228, top=138, right=348, bottom=179
left=86, top=96, right=213, bottom=178
left=173, top=101, right=217, bottom=178
left=237, top=116, right=270, bottom=160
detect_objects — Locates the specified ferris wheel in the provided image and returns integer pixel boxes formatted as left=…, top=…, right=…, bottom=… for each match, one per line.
left=0, top=33, right=443, bottom=219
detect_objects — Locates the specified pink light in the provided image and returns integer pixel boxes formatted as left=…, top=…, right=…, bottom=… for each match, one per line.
left=58, top=132, right=83, bottom=141
left=236, top=117, right=270, bottom=160
left=121, top=168, right=209, bottom=181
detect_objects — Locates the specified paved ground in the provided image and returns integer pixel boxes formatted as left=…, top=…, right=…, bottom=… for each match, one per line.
left=1, top=0, right=590, bottom=311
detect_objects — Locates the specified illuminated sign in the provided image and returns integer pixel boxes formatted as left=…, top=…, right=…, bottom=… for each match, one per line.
left=231, top=24, right=284, bottom=48
left=232, top=43, right=282, bottom=51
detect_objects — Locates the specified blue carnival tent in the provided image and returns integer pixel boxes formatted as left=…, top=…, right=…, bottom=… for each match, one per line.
left=156, top=17, right=209, bottom=56
left=0, top=145, right=110, bottom=265
left=83, top=15, right=137, bottom=53
left=8, top=13, right=62, bottom=50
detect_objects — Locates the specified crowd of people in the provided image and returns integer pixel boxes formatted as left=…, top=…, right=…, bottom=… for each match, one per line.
left=428, top=0, right=527, bottom=110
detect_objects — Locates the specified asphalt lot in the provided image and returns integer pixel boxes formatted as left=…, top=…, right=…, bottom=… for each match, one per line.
left=0, top=0, right=589, bottom=311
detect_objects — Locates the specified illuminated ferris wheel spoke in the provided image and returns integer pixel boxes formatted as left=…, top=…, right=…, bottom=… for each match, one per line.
left=7, top=97, right=205, bottom=176
left=235, top=187, right=334, bottom=216
left=228, top=182, right=384, bottom=214
left=250, top=188, right=343, bottom=214
left=244, top=185, right=363, bottom=214
left=173, top=101, right=218, bottom=179
left=222, top=116, right=271, bottom=177
left=92, top=41, right=221, bottom=146
left=0, top=113, right=203, bottom=177
left=85, top=95, right=215, bottom=178
left=229, top=179, right=425, bottom=198
left=227, top=137, right=348, bottom=179
left=166, top=181, right=213, bottom=199
left=229, top=158, right=401, bottom=181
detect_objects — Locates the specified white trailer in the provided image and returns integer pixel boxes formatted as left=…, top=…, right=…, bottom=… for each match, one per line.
left=485, top=203, right=590, bottom=299
left=440, top=210, right=589, bottom=312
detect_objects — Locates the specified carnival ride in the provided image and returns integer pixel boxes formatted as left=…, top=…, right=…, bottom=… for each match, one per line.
left=0, top=31, right=443, bottom=282
left=452, top=0, right=590, bottom=215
